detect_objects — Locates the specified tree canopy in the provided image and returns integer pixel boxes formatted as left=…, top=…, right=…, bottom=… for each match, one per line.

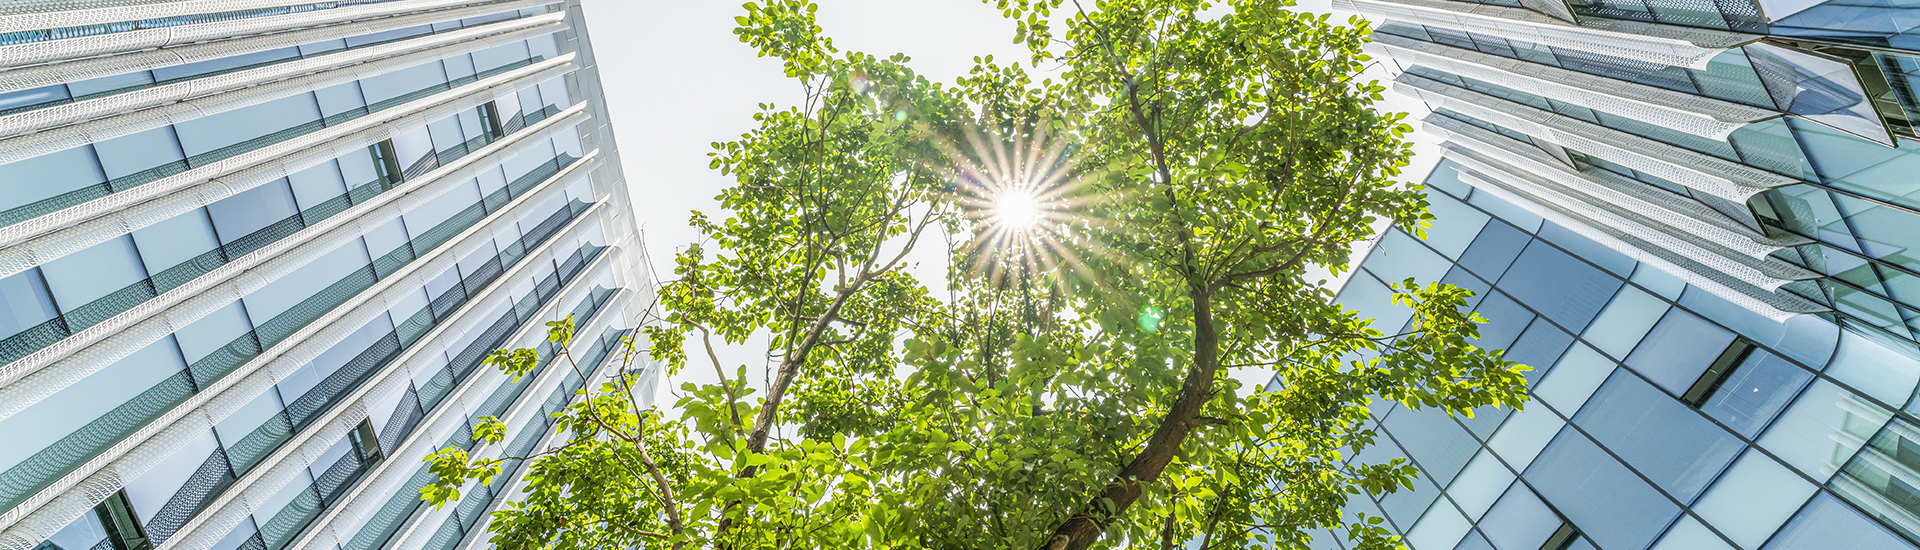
left=421, top=1, right=1530, bottom=549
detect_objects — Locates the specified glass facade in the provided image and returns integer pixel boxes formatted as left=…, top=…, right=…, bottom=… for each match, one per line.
left=1324, top=168, right=1920, bottom=549
left=0, top=4, right=651, bottom=550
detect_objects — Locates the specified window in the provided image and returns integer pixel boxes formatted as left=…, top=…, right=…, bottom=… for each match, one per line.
left=287, top=161, right=348, bottom=212
left=0, top=146, right=108, bottom=213
left=1366, top=230, right=1452, bottom=287
left=1759, top=380, right=1890, bottom=479
left=1625, top=310, right=1736, bottom=394
left=1458, top=221, right=1532, bottom=280
left=314, top=82, right=367, bottom=121
left=1762, top=494, right=1916, bottom=549
left=1476, top=485, right=1561, bottom=550
left=1524, top=430, right=1680, bottom=550
left=1497, top=242, right=1623, bottom=333
left=1694, top=451, right=1817, bottom=548
left=0, top=269, right=58, bottom=337
left=130, top=209, right=218, bottom=277
left=91, top=127, right=186, bottom=181
left=39, top=235, right=150, bottom=311
left=1470, top=292, right=1534, bottom=352
left=92, top=490, right=151, bottom=550
left=1573, top=371, right=1745, bottom=501
left=206, top=180, right=299, bottom=246
left=348, top=419, right=382, bottom=464
left=171, top=93, right=323, bottom=159
left=1694, top=349, right=1813, bottom=437
left=1383, top=406, right=1479, bottom=486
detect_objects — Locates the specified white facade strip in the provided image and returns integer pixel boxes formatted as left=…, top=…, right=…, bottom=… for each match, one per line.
left=1367, top=34, right=1774, bottom=131
left=1391, top=73, right=1796, bottom=198
left=0, top=0, right=557, bottom=95
left=0, top=0, right=544, bottom=67
left=0, top=54, right=574, bottom=261
left=1338, top=0, right=1752, bottom=68
left=0, top=13, right=567, bottom=138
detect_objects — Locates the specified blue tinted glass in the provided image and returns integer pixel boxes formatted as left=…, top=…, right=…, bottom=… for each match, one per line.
left=130, top=208, right=218, bottom=274
left=1471, top=291, right=1534, bottom=352
left=1701, top=351, right=1813, bottom=437
left=91, top=126, right=186, bottom=180
left=1366, top=230, right=1453, bottom=287
left=1625, top=309, right=1736, bottom=394
left=0, top=84, right=69, bottom=111
left=1458, top=221, right=1531, bottom=280
left=1504, top=320, right=1574, bottom=385
left=441, top=54, right=477, bottom=81
left=1477, top=485, right=1559, bottom=550
left=151, top=47, right=298, bottom=83
left=1524, top=431, right=1679, bottom=550
left=1455, top=531, right=1494, bottom=550
left=1825, top=328, right=1920, bottom=406
left=0, top=269, right=57, bottom=336
left=207, top=180, right=299, bottom=245
left=471, top=40, right=531, bottom=72
left=1497, top=241, right=1623, bottom=332
left=39, top=235, right=149, bottom=309
left=287, top=161, right=348, bottom=210
left=1441, top=266, right=1492, bottom=311
left=1469, top=191, right=1544, bottom=232
left=538, top=77, right=569, bottom=108
left=357, top=61, right=447, bottom=106
left=314, top=82, right=367, bottom=119
left=173, top=301, right=252, bottom=364
left=1537, top=222, right=1634, bottom=276
left=1762, top=494, right=1916, bottom=550
left=1383, top=406, right=1479, bottom=486
left=1583, top=287, right=1668, bottom=360
left=1422, top=190, right=1489, bottom=259
left=172, top=93, right=322, bottom=158
left=242, top=240, right=370, bottom=323
left=1574, top=372, right=1745, bottom=501
left=66, top=70, right=153, bottom=97
left=1377, top=471, right=1442, bottom=531
left=0, top=146, right=107, bottom=211
left=427, top=116, right=467, bottom=152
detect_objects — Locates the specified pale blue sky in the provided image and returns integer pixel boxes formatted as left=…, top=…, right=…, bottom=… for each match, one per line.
left=574, top=0, right=1436, bottom=392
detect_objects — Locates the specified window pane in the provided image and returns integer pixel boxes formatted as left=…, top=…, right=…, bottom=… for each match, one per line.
left=427, top=115, right=467, bottom=152
left=358, top=61, right=447, bottom=106
left=1469, top=191, right=1544, bottom=232
left=473, top=40, right=531, bottom=72
left=0, top=269, right=58, bottom=336
left=529, top=34, right=561, bottom=62
left=1384, top=406, right=1479, bottom=486
left=1694, top=451, right=1816, bottom=549
left=131, top=209, right=218, bottom=276
left=1700, top=350, right=1814, bottom=437
left=315, top=82, right=367, bottom=120
left=1497, top=241, right=1623, bottom=332
left=241, top=239, right=370, bottom=323
left=1535, top=343, right=1615, bottom=415
left=1503, top=320, right=1573, bottom=386
left=1458, top=221, right=1532, bottom=280
left=172, top=93, right=322, bottom=159
left=40, top=235, right=149, bottom=309
left=1826, top=327, right=1920, bottom=406
left=538, top=76, right=569, bottom=108
left=66, top=70, right=153, bottom=97
left=0, top=84, right=69, bottom=112
left=152, top=47, right=298, bottom=83
left=1488, top=409, right=1563, bottom=470
left=1524, top=431, right=1679, bottom=550
left=1582, top=286, right=1668, bottom=359
left=207, top=180, right=299, bottom=245
left=1408, top=501, right=1471, bottom=550
left=1446, top=452, right=1514, bottom=521
left=173, top=301, right=253, bottom=365
left=0, top=337, right=183, bottom=472
left=91, top=127, right=186, bottom=180
left=0, top=146, right=107, bottom=212
left=287, top=161, right=348, bottom=211
left=1476, top=485, right=1559, bottom=550
left=1762, top=494, right=1916, bottom=550
left=1471, top=291, right=1533, bottom=352
left=1650, top=516, right=1734, bottom=550
left=1366, top=230, right=1453, bottom=287
left=122, top=429, right=219, bottom=524
left=1760, top=380, right=1890, bottom=480
left=1574, top=371, right=1745, bottom=501
left=1538, top=222, right=1634, bottom=276
left=1625, top=309, right=1736, bottom=394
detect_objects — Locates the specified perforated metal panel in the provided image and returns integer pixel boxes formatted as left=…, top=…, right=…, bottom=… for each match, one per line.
left=1340, top=0, right=1755, bottom=69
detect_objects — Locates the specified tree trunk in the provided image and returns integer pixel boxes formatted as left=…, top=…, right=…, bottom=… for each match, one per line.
left=1043, top=287, right=1219, bottom=550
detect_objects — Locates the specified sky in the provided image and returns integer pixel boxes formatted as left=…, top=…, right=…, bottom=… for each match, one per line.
left=573, top=0, right=1440, bottom=394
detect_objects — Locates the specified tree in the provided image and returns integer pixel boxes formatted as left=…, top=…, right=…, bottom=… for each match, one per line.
left=421, top=1, right=1530, bottom=549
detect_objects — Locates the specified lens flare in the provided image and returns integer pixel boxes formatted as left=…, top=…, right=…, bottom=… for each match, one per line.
left=940, top=124, right=1114, bottom=293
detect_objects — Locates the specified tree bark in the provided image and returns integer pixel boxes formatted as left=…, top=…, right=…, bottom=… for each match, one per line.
left=1042, top=287, right=1220, bottom=550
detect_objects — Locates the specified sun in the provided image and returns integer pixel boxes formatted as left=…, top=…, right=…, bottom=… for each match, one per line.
left=994, top=190, right=1042, bottom=229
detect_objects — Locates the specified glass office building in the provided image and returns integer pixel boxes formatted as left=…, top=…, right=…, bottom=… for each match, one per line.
left=0, top=4, right=655, bottom=550
left=1324, top=0, right=1920, bottom=547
